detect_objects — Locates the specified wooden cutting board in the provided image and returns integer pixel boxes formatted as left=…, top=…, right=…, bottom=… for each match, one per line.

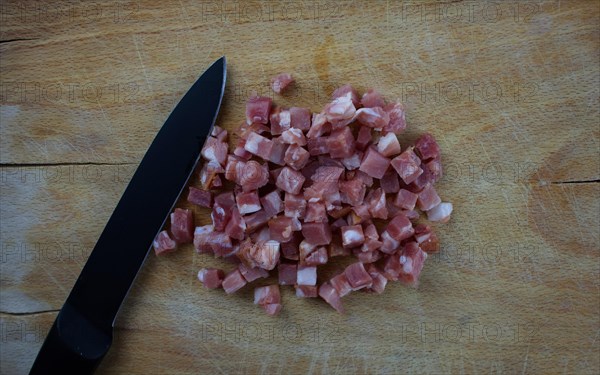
left=1, top=1, right=598, bottom=373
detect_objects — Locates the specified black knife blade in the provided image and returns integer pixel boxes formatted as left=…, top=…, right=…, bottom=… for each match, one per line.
left=29, top=56, right=227, bottom=374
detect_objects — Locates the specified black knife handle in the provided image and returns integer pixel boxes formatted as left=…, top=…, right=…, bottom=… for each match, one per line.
left=29, top=304, right=112, bottom=374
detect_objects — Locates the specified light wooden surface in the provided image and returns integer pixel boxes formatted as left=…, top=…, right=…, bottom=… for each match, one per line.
left=1, top=1, right=599, bottom=374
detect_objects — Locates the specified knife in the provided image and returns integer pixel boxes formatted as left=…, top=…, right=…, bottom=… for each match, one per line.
left=29, top=56, right=227, bottom=374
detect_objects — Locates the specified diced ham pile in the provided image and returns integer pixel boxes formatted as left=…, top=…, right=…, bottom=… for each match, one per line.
left=154, top=76, right=453, bottom=316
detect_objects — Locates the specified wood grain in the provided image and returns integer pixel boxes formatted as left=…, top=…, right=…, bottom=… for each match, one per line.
left=1, top=1, right=598, bottom=374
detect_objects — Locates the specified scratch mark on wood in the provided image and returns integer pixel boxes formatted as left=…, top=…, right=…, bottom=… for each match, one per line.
left=521, top=340, right=531, bottom=374
left=0, top=162, right=136, bottom=167
left=0, top=38, right=38, bottom=44
left=551, top=179, right=600, bottom=185
left=133, top=35, right=153, bottom=93
left=0, top=309, right=59, bottom=316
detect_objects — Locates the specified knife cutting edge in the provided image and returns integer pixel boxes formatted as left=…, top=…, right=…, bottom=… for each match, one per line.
left=29, top=56, right=227, bottom=374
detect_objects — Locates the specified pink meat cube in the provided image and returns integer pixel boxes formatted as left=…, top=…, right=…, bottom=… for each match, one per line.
left=363, top=222, right=378, bottom=239
left=386, top=197, right=402, bottom=217
left=201, top=136, right=228, bottom=166
left=319, top=282, right=345, bottom=313
left=297, top=265, right=317, bottom=286
left=304, top=202, right=327, bottom=223
left=361, top=88, right=385, bottom=108
left=330, top=273, right=352, bottom=297
left=281, top=238, right=299, bottom=260
left=262, top=303, right=282, bottom=316
left=402, top=209, right=420, bottom=221
left=310, top=166, right=344, bottom=182
left=233, top=138, right=252, bottom=160
left=284, top=144, right=310, bottom=170
left=417, top=184, right=441, bottom=211
left=327, top=127, right=355, bottom=159
left=281, top=128, right=307, bottom=146
left=332, top=84, right=360, bottom=107
left=225, top=206, right=246, bottom=241
left=290, top=107, right=312, bottom=131
left=377, top=132, right=401, bottom=157
left=301, top=222, right=332, bottom=246
left=241, top=122, right=270, bottom=139
left=413, top=223, right=432, bottom=243
left=211, top=125, right=227, bottom=140
left=236, top=190, right=261, bottom=215
left=278, top=263, right=297, bottom=285
left=153, top=230, right=177, bottom=255
left=284, top=193, right=306, bottom=219
left=243, top=210, right=270, bottom=233
left=351, top=204, right=371, bottom=222
left=424, top=157, right=443, bottom=183
left=418, top=228, right=440, bottom=254
left=261, top=190, right=284, bottom=218
left=366, top=188, right=388, bottom=220
left=329, top=239, right=351, bottom=257
left=307, top=136, right=329, bottom=156
left=222, top=269, right=247, bottom=294
left=295, top=285, right=318, bottom=298
left=383, top=102, right=407, bottom=134
left=380, top=169, right=400, bottom=194
left=364, top=264, right=388, bottom=294
left=193, top=225, right=214, bottom=253
left=324, top=94, right=356, bottom=127
left=251, top=240, right=281, bottom=271
left=317, top=155, right=344, bottom=168
left=394, top=189, right=418, bottom=210
left=254, top=285, right=281, bottom=305
left=359, top=147, right=391, bottom=179
left=197, top=268, right=225, bottom=289
left=271, top=73, right=294, bottom=94
left=224, top=155, right=245, bottom=183
left=170, top=208, right=194, bottom=244
left=268, top=215, right=295, bottom=243
left=199, top=161, right=224, bottom=190
left=385, top=213, right=414, bottom=242
left=398, top=242, right=428, bottom=286
left=356, top=126, right=372, bottom=151
left=244, top=132, right=274, bottom=160
left=344, top=262, right=373, bottom=290
left=268, top=137, right=289, bottom=166
left=270, top=107, right=291, bottom=135
left=391, top=147, right=423, bottom=184
left=239, top=262, right=269, bottom=282
left=239, top=161, right=269, bottom=192
left=379, top=231, right=400, bottom=254
left=408, top=168, right=430, bottom=192
left=188, top=187, right=212, bottom=208
left=339, top=178, right=366, bottom=206
left=360, top=238, right=383, bottom=253
left=426, top=202, right=453, bottom=222
left=355, top=107, right=390, bottom=129
left=298, top=240, right=317, bottom=263
left=212, top=192, right=235, bottom=231
left=383, top=253, right=401, bottom=280
left=341, top=225, right=366, bottom=248
left=245, top=96, right=272, bottom=125
left=276, top=166, right=306, bottom=195
left=304, top=247, right=328, bottom=266
left=354, top=249, right=382, bottom=263
left=306, top=112, right=330, bottom=139
left=414, top=133, right=440, bottom=161
left=341, top=152, right=362, bottom=170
